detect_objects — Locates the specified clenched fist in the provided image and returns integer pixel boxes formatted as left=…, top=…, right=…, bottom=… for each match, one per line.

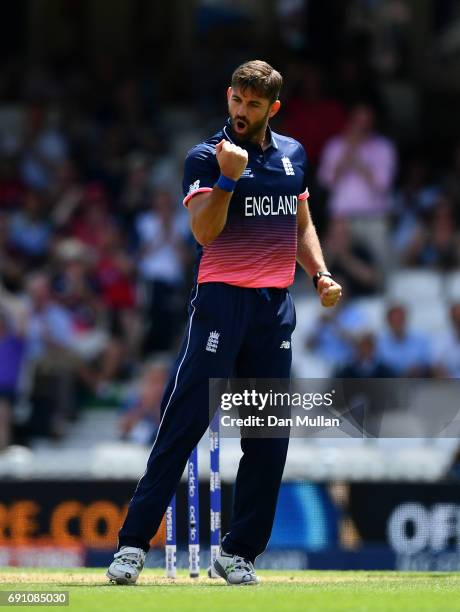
left=317, top=276, right=342, bottom=308
left=216, top=139, right=248, bottom=181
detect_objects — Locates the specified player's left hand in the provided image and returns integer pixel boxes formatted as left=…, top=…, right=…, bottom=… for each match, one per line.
left=317, top=276, right=342, bottom=308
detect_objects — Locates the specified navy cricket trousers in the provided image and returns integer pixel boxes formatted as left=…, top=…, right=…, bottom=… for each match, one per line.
left=118, top=282, right=296, bottom=561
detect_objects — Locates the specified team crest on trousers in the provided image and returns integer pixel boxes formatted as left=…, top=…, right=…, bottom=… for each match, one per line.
left=206, top=331, right=220, bottom=353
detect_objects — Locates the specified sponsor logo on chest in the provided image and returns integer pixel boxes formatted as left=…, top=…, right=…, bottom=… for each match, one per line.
left=241, top=167, right=254, bottom=178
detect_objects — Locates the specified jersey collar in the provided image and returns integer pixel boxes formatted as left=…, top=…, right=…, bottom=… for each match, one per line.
left=223, top=119, right=278, bottom=152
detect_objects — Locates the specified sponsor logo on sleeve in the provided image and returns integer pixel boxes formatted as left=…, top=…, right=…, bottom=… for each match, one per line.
left=188, top=179, right=201, bottom=195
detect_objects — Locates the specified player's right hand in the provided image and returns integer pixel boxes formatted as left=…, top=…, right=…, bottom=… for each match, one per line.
left=215, top=139, right=248, bottom=181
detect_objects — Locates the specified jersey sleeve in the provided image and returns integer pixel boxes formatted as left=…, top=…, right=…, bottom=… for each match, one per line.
left=182, top=144, right=219, bottom=207
left=298, top=143, right=310, bottom=202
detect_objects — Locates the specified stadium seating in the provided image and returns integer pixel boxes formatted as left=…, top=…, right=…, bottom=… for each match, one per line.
left=352, top=297, right=385, bottom=332
left=386, top=269, right=444, bottom=304
left=444, top=271, right=460, bottom=302
left=408, top=300, right=449, bottom=335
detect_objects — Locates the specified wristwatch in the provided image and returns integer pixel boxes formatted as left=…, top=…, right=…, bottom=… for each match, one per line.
left=313, top=271, right=332, bottom=289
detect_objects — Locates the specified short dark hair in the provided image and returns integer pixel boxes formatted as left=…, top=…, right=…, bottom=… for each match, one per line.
left=231, top=60, right=282, bottom=104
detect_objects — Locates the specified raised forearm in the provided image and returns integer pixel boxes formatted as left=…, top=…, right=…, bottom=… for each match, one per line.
left=189, top=187, right=233, bottom=246
left=188, top=139, right=248, bottom=247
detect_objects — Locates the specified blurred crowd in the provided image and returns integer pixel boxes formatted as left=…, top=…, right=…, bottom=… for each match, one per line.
left=0, top=64, right=196, bottom=447
left=1, top=39, right=460, bottom=450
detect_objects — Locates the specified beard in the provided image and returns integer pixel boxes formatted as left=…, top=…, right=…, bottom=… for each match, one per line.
left=229, top=110, right=270, bottom=142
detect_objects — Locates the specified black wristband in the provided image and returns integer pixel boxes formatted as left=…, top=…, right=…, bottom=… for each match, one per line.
left=313, top=271, right=332, bottom=289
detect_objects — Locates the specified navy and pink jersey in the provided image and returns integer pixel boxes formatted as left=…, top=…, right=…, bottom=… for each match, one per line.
left=182, top=121, right=309, bottom=289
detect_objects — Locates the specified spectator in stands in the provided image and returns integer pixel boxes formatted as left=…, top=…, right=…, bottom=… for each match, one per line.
left=391, top=155, right=440, bottom=263
left=49, top=159, right=84, bottom=230
left=94, top=225, right=139, bottom=361
left=23, top=272, right=83, bottom=438
left=0, top=311, right=25, bottom=450
left=52, top=241, right=124, bottom=391
left=0, top=206, right=31, bottom=327
left=317, top=102, right=397, bottom=262
left=0, top=272, right=27, bottom=330
left=135, top=189, right=189, bottom=354
left=377, top=304, right=431, bottom=376
left=281, top=62, right=347, bottom=167
left=403, top=195, right=460, bottom=271
left=335, top=331, right=395, bottom=378
left=117, top=153, right=151, bottom=225
left=323, top=216, right=380, bottom=297
left=118, top=357, right=169, bottom=445
left=8, top=189, right=52, bottom=267
left=71, top=182, right=114, bottom=256
left=96, top=124, right=126, bottom=198
left=432, top=303, right=460, bottom=378
left=20, top=103, right=68, bottom=191
left=0, top=216, right=27, bottom=321
left=25, top=272, right=75, bottom=361
left=335, top=330, right=396, bottom=437
left=306, top=280, right=368, bottom=369
left=318, top=102, right=396, bottom=217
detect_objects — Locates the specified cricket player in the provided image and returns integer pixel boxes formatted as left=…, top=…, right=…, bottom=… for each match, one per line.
left=107, top=60, right=342, bottom=586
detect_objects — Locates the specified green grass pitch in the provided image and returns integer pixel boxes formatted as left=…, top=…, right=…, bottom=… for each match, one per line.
left=1, top=568, right=460, bottom=612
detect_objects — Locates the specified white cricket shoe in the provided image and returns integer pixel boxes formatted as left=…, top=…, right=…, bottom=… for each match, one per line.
left=106, top=546, right=146, bottom=585
left=211, top=548, right=260, bottom=585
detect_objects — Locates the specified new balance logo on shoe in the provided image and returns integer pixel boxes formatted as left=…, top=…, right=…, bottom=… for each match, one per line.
left=206, top=331, right=220, bottom=353
left=280, top=341, right=290, bottom=349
